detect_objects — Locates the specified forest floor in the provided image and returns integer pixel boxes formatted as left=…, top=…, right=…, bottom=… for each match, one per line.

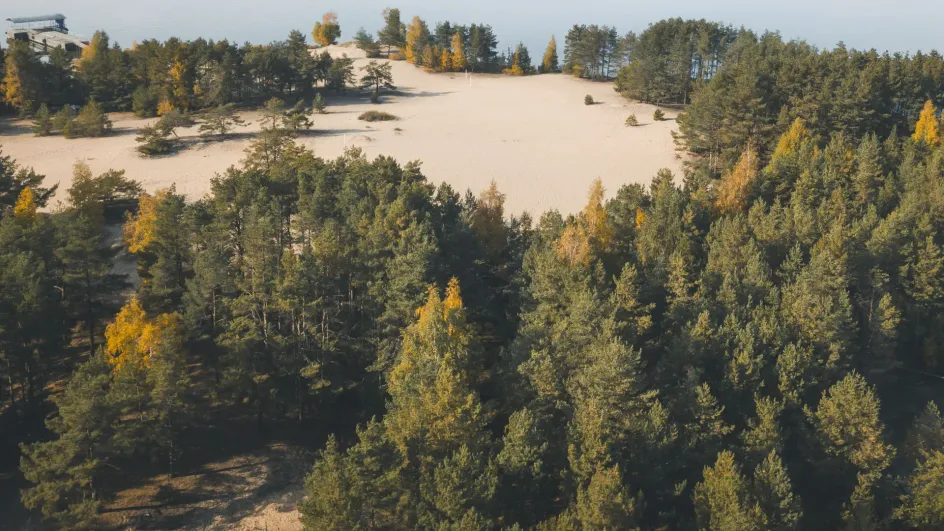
left=98, top=442, right=308, bottom=530
left=0, top=43, right=685, bottom=216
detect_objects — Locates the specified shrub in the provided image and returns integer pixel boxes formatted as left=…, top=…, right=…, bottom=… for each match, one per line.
left=389, top=51, right=405, bottom=61
left=625, top=114, right=639, bottom=127
left=584, top=94, right=595, bottom=106
left=653, top=108, right=666, bottom=121
left=32, top=104, right=53, bottom=136
left=358, top=110, right=398, bottom=122
left=198, top=103, right=246, bottom=138
left=313, top=93, right=327, bottom=114
left=135, top=124, right=174, bottom=156
left=132, top=86, right=161, bottom=118
left=65, top=101, right=113, bottom=138
left=54, top=106, right=76, bottom=133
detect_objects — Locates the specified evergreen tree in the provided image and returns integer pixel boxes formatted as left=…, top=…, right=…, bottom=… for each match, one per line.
left=896, top=451, right=944, bottom=529
left=379, top=8, right=405, bottom=56
left=2, top=41, right=43, bottom=112
left=354, top=28, right=382, bottom=58
left=752, top=452, right=801, bottom=530
left=694, top=451, right=766, bottom=531
left=32, top=103, right=53, bottom=136
left=360, top=60, right=396, bottom=96
left=19, top=353, right=118, bottom=529
left=198, top=103, right=246, bottom=138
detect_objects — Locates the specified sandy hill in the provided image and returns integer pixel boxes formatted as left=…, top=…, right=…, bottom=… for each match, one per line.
left=0, top=44, right=683, bottom=215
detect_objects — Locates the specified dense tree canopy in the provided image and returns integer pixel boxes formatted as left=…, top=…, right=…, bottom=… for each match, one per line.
left=5, top=12, right=944, bottom=531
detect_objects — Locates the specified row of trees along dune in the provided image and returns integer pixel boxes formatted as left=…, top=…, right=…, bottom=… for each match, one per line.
left=0, top=28, right=344, bottom=117
left=4, top=13, right=944, bottom=531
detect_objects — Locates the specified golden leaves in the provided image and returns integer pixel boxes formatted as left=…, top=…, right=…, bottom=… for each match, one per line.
left=124, top=190, right=168, bottom=254
left=451, top=33, right=466, bottom=71
left=104, top=298, right=183, bottom=371
left=13, top=187, right=37, bottom=221
left=555, top=178, right=614, bottom=267
left=913, top=100, right=941, bottom=147
left=716, top=142, right=759, bottom=214
left=772, top=118, right=810, bottom=161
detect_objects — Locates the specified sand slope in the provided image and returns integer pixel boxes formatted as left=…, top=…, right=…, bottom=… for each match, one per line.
left=0, top=45, right=683, bottom=215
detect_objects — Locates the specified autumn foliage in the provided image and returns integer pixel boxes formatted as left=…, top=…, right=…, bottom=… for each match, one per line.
left=312, top=12, right=342, bottom=47
left=715, top=142, right=759, bottom=214
left=913, top=100, right=941, bottom=146
left=13, top=187, right=37, bottom=221
left=105, top=297, right=183, bottom=370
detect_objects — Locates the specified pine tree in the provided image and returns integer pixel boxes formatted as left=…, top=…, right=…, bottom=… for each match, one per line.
left=896, top=451, right=944, bottom=529
left=32, top=103, right=53, bottom=136
left=742, top=395, right=784, bottom=461
left=470, top=181, right=508, bottom=261
left=360, top=61, right=396, bottom=96
left=912, top=100, right=941, bottom=146
left=419, top=445, right=497, bottom=528
left=694, top=451, right=766, bottom=531
left=19, top=352, right=118, bottom=529
left=56, top=211, right=128, bottom=355
left=497, top=408, right=553, bottom=526
left=811, top=372, right=894, bottom=483
left=0, top=147, right=57, bottom=216
left=575, top=465, right=641, bottom=529
left=354, top=27, right=381, bottom=58
left=282, top=100, right=314, bottom=133
left=313, top=93, right=327, bottom=114
left=542, top=36, right=559, bottom=73
left=378, top=8, right=405, bottom=56
left=904, top=401, right=944, bottom=463
left=2, top=41, right=41, bottom=112
left=67, top=161, right=142, bottom=221
left=752, top=451, right=801, bottom=530
left=299, top=436, right=365, bottom=530
left=198, top=103, right=246, bottom=138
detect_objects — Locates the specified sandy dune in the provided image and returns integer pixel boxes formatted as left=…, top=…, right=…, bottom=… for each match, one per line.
left=0, top=45, right=683, bottom=215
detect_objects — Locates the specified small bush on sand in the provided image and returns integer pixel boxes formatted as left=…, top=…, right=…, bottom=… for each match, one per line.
left=32, top=104, right=53, bottom=136
left=135, top=124, right=174, bottom=155
left=313, top=93, right=327, bottom=114
left=54, top=106, right=76, bottom=132
left=653, top=108, right=666, bottom=121
left=584, top=94, right=594, bottom=105
left=65, top=100, right=113, bottom=138
left=358, top=110, right=398, bottom=122
left=625, top=114, right=639, bottom=127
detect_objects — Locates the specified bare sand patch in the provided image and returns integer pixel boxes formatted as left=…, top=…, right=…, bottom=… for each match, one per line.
left=0, top=45, right=683, bottom=215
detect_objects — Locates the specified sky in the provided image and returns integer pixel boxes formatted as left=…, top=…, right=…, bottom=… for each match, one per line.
left=6, top=1, right=943, bottom=60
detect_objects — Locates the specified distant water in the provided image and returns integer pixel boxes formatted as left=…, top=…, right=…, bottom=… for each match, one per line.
left=9, top=0, right=941, bottom=58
